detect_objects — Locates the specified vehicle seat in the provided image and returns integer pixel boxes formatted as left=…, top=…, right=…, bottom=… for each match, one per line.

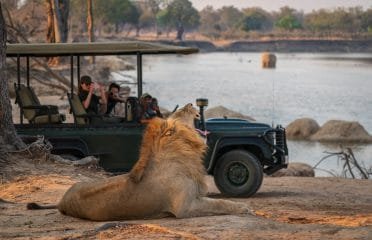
left=126, top=96, right=140, bottom=122
left=14, top=83, right=65, bottom=124
left=67, top=93, right=124, bottom=124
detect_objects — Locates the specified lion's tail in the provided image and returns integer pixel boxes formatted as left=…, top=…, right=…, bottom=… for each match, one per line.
left=26, top=202, right=58, bottom=210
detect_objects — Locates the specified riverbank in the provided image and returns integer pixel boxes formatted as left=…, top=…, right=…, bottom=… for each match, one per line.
left=155, top=39, right=372, bottom=53
left=0, top=154, right=371, bottom=239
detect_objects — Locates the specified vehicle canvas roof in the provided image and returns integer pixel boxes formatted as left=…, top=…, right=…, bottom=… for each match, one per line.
left=6, top=41, right=199, bottom=57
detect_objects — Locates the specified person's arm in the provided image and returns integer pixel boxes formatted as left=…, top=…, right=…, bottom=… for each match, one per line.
left=82, top=84, right=95, bottom=109
left=98, top=84, right=107, bottom=114
left=99, top=85, right=107, bottom=105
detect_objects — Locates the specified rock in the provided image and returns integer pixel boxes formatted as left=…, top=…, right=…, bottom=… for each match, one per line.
left=271, top=162, right=315, bottom=177
left=310, top=120, right=372, bottom=143
left=286, top=118, right=320, bottom=140
left=205, top=106, right=255, bottom=121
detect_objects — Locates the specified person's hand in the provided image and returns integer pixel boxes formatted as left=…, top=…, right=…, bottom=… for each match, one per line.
left=89, top=83, right=95, bottom=93
left=98, top=83, right=105, bottom=92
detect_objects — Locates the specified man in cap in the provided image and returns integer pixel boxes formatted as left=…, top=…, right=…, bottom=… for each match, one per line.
left=79, top=75, right=107, bottom=114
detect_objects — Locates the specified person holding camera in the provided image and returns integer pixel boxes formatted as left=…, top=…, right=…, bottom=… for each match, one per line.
left=139, top=93, right=162, bottom=123
left=106, top=82, right=126, bottom=116
left=79, top=75, right=107, bottom=114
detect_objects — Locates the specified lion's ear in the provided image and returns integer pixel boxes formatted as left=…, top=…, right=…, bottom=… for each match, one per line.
left=186, top=103, right=193, bottom=109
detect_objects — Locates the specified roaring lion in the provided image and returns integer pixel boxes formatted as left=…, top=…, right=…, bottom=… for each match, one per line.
left=169, top=103, right=200, bottom=127
left=28, top=117, right=251, bottom=220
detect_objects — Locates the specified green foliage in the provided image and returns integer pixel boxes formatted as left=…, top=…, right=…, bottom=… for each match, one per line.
left=217, top=6, right=244, bottom=31
left=10, top=1, right=372, bottom=40
left=156, top=8, right=171, bottom=28
left=199, top=6, right=220, bottom=32
left=240, top=8, right=272, bottom=31
left=158, top=0, right=199, bottom=29
left=275, top=15, right=302, bottom=30
left=136, top=0, right=164, bottom=28
left=95, top=0, right=139, bottom=26
left=304, top=9, right=334, bottom=32
left=361, top=8, right=372, bottom=31
left=274, top=6, right=303, bottom=30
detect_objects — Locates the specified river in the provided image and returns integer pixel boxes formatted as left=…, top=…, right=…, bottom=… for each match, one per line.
left=119, top=52, right=372, bottom=177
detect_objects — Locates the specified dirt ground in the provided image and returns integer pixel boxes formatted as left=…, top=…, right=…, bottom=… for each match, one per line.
left=0, top=154, right=371, bottom=240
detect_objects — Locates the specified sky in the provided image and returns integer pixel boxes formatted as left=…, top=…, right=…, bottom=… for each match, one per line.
left=190, top=0, right=372, bottom=12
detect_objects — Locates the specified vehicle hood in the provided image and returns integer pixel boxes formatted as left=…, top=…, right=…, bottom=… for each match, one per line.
left=205, top=118, right=272, bottom=132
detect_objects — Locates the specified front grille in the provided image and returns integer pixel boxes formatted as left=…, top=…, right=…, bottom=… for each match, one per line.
left=275, top=126, right=286, bottom=154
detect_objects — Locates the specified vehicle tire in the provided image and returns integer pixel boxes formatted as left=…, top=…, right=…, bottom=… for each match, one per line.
left=213, top=150, right=263, bottom=197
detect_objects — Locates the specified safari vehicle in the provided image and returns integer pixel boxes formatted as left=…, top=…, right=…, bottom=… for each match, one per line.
left=7, top=41, right=288, bottom=197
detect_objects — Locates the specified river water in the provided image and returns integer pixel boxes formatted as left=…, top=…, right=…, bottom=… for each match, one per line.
left=119, top=52, right=372, bottom=177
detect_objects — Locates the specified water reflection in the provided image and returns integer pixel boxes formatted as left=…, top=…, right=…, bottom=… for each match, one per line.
left=119, top=52, right=372, bottom=177
left=289, top=140, right=372, bottom=177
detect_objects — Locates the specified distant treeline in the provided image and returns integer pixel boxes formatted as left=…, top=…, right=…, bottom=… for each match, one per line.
left=3, top=0, right=372, bottom=43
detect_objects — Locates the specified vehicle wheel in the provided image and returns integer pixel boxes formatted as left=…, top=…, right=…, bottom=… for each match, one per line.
left=213, top=150, right=263, bottom=197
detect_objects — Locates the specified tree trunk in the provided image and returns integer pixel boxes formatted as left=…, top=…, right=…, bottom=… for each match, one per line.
left=45, top=0, right=55, bottom=44
left=51, top=0, right=63, bottom=43
left=176, top=22, right=184, bottom=41
left=136, top=25, right=140, bottom=37
left=0, top=3, right=25, bottom=154
left=87, top=0, right=95, bottom=64
left=60, top=0, right=69, bottom=43
left=87, top=0, right=94, bottom=43
left=47, top=0, right=70, bottom=66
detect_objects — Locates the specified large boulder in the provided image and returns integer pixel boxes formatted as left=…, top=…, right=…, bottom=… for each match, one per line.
left=205, top=106, right=255, bottom=121
left=286, top=118, right=320, bottom=140
left=310, top=120, right=372, bottom=143
left=271, top=162, right=315, bottom=177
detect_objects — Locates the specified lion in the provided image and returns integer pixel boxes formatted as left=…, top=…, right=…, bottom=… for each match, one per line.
left=129, top=103, right=201, bottom=183
left=28, top=117, right=252, bottom=220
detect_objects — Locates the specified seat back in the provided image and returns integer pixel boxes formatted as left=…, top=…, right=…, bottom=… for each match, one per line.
left=67, top=93, right=87, bottom=124
left=126, top=96, right=140, bottom=122
left=15, top=83, right=65, bottom=124
left=14, top=83, right=38, bottom=121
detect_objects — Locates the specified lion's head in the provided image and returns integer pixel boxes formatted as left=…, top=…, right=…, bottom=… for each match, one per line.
left=150, top=117, right=206, bottom=159
left=129, top=117, right=207, bottom=183
left=169, top=103, right=200, bottom=128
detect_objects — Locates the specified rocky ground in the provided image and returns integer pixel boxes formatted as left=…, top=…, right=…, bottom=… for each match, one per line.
left=0, top=154, right=371, bottom=240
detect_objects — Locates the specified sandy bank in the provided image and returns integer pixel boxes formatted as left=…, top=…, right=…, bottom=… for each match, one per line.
left=0, top=155, right=371, bottom=239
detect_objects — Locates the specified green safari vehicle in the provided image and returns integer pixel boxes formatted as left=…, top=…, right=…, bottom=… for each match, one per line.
left=8, top=41, right=288, bottom=197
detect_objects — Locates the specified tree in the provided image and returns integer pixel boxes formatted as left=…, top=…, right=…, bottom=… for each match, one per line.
left=0, top=2, right=25, bottom=158
left=95, top=0, right=139, bottom=34
left=240, top=7, right=272, bottom=32
left=199, top=6, right=221, bottom=38
left=304, top=9, right=334, bottom=33
left=158, top=0, right=199, bottom=40
left=274, top=6, right=303, bottom=31
left=361, top=8, right=372, bottom=32
left=135, top=0, right=165, bottom=37
left=217, top=6, right=244, bottom=31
